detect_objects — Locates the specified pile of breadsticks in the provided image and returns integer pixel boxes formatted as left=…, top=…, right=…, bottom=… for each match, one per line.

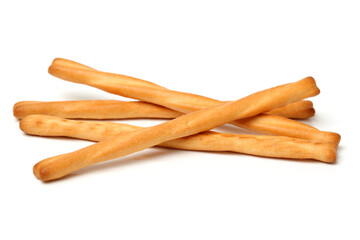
left=13, top=58, right=341, bottom=181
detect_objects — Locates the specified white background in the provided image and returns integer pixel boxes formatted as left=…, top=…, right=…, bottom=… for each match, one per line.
left=1, top=1, right=358, bottom=239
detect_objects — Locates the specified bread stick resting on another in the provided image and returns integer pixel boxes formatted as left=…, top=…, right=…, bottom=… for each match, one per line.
left=13, top=100, right=339, bottom=145
left=48, top=59, right=324, bottom=141
left=20, top=114, right=338, bottom=163
left=33, top=77, right=321, bottom=181
left=13, top=100, right=315, bottom=120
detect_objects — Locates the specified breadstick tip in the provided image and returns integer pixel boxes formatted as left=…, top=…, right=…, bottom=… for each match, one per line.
left=13, top=101, right=24, bottom=119
left=33, top=155, right=65, bottom=181
left=304, top=76, right=320, bottom=96
left=322, top=145, right=338, bottom=163
left=13, top=101, right=38, bottom=119
left=305, top=107, right=316, bottom=118
left=51, top=58, right=63, bottom=65
left=33, top=161, right=50, bottom=181
left=19, top=115, right=42, bottom=134
left=330, top=132, right=341, bottom=146
left=48, top=64, right=55, bottom=75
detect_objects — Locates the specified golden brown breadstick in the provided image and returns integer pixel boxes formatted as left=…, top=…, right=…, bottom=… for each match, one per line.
left=13, top=99, right=314, bottom=120
left=13, top=100, right=182, bottom=120
left=52, top=58, right=316, bottom=119
left=48, top=60, right=327, bottom=143
left=14, top=100, right=337, bottom=144
left=20, top=115, right=337, bottom=162
left=33, top=77, right=321, bottom=181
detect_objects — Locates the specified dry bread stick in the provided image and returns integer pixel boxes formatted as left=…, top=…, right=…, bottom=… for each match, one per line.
left=33, top=77, right=321, bottom=181
left=14, top=100, right=338, bottom=144
left=50, top=58, right=315, bottom=118
left=13, top=99, right=314, bottom=120
left=51, top=58, right=315, bottom=119
left=50, top=58, right=315, bottom=119
left=13, top=100, right=182, bottom=120
left=48, top=60, right=332, bottom=144
left=20, top=115, right=337, bottom=162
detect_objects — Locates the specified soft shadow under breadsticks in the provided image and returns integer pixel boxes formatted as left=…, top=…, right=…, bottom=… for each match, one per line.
left=33, top=77, right=322, bottom=181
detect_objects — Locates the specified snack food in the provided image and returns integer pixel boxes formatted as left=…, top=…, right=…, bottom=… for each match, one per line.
left=13, top=100, right=181, bottom=120
left=13, top=100, right=314, bottom=120
left=20, top=114, right=337, bottom=162
left=48, top=59, right=330, bottom=142
left=33, top=77, right=321, bottom=181
left=14, top=100, right=338, bottom=144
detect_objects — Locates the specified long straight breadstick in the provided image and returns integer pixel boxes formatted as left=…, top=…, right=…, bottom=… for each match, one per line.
left=13, top=100, right=337, bottom=143
left=29, top=57, right=315, bottom=119
left=20, top=115, right=337, bottom=162
left=49, top=59, right=335, bottom=144
left=50, top=58, right=315, bottom=119
left=13, top=100, right=182, bottom=119
left=13, top=100, right=314, bottom=120
left=33, top=77, right=321, bottom=181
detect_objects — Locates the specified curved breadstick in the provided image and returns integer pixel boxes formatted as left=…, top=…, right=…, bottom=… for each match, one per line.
left=33, top=77, right=321, bottom=181
left=20, top=115, right=337, bottom=162
left=13, top=100, right=182, bottom=119
left=48, top=60, right=327, bottom=143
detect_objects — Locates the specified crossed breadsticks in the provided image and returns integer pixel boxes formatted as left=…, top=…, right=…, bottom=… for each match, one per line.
left=13, top=58, right=341, bottom=181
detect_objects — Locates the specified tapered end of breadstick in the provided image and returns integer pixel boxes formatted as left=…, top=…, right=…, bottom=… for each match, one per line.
left=33, top=154, right=68, bottom=181
left=302, top=76, right=320, bottom=97
left=304, top=108, right=316, bottom=118
left=13, top=101, right=38, bottom=119
left=13, top=101, right=25, bottom=119
left=328, top=132, right=341, bottom=147
left=19, top=115, right=45, bottom=136
left=321, top=143, right=338, bottom=163
left=295, top=100, right=316, bottom=119
left=51, top=58, right=93, bottom=70
left=33, top=161, right=50, bottom=181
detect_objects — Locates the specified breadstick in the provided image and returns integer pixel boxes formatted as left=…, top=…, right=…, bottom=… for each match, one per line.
left=33, top=77, right=321, bottom=181
left=14, top=100, right=337, bottom=144
left=13, top=99, right=314, bottom=120
left=14, top=99, right=337, bottom=144
left=48, top=60, right=329, bottom=143
left=51, top=58, right=315, bottom=119
left=20, top=115, right=337, bottom=162
left=13, top=100, right=182, bottom=120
